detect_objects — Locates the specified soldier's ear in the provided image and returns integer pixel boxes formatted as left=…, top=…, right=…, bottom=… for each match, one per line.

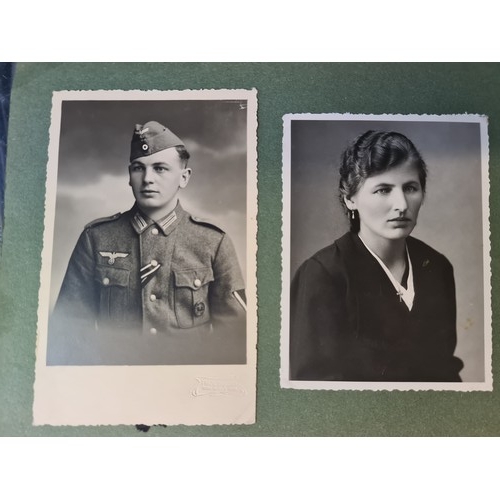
left=179, top=167, right=192, bottom=189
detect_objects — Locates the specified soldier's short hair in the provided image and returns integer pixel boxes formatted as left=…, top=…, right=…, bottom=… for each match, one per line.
left=175, top=145, right=190, bottom=166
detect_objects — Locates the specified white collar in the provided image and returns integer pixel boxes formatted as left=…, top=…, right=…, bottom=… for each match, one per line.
left=358, top=235, right=415, bottom=311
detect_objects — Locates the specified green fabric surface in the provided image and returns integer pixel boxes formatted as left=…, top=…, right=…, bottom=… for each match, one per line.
left=0, top=62, right=498, bottom=436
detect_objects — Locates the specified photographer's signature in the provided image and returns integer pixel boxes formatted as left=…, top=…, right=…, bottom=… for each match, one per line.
left=192, top=377, right=246, bottom=397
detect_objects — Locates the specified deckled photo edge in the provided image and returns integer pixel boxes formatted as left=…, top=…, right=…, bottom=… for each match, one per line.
left=33, top=92, right=64, bottom=421
left=33, top=88, right=259, bottom=426
left=280, top=115, right=292, bottom=387
left=280, top=112, right=492, bottom=392
left=480, top=116, right=493, bottom=391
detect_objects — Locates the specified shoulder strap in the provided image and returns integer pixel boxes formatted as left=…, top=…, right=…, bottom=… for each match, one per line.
left=189, top=215, right=225, bottom=233
left=85, top=212, right=122, bottom=229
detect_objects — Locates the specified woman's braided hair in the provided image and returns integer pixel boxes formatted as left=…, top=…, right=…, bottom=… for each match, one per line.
left=338, top=130, right=427, bottom=232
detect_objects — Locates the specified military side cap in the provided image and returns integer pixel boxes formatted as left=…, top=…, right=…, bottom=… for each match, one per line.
left=130, top=121, right=185, bottom=162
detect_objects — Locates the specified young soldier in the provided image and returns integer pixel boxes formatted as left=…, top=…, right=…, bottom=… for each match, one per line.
left=48, top=121, right=246, bottom=365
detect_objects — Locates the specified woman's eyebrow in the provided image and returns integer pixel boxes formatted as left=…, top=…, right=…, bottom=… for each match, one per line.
left=373, top=182, right=394, bottom=188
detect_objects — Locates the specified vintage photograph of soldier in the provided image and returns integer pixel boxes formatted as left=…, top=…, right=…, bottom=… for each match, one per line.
left=281, top=114, right=491, bottom=390
left=34, top=89, right=257, bottom=426
left=44, top=93, right=251, bottom=366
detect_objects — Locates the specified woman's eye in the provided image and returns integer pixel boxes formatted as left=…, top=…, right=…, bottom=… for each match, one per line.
left=375, top=188, right=390, bottom=195
left=404, top=185, right=419, bottom=193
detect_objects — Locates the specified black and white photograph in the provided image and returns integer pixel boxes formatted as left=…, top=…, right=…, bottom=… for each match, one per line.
left=281, top=114, right=491, bottom=391
left=34, top=89, right=258, bottom=425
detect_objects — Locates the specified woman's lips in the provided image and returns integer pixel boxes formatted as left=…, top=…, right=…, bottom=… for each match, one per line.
left=388, top=217, right=411, bottom=222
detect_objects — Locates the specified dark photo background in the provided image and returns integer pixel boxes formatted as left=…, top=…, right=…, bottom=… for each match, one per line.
left=49, top=98, right=248, bottom=311
left=289, top=118, right=487, bottom=383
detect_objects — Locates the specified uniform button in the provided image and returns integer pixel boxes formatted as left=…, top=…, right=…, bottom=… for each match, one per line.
left=150, top=294, right=157, bottom=302
left=194, top=278, right=202, bottom=288
left=142, top=143, right=149, bottom=151
left=150, top=327, right=157, bottom=335
left=150, top=259, right=158, bottom=267
left=102, top=277, right=110, bottom=286
left=151, top=228, right=159, bottom=235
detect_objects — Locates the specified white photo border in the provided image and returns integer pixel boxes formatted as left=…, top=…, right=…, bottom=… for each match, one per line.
left=280, top=112, right=492, bottom=391
left=33, top=89, right=258, bottom=425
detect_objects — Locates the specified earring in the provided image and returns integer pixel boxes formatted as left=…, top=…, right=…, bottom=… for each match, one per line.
left=351, top=210, right=356, bottom=220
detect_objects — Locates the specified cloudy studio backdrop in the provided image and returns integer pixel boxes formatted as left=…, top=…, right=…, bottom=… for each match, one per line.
left=49, top=99, right=248, bottom=312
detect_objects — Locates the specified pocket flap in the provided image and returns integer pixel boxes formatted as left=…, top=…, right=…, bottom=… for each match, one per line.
left=95, top=265, right=130, bottom=287
left=174, top=267, right=214, bottom=289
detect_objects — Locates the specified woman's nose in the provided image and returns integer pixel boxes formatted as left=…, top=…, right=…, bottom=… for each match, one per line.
left=392, top=189, right=408, bottom=212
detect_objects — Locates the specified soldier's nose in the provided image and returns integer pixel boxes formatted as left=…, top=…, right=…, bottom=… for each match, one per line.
left=143, top=168, right=154, bottom=184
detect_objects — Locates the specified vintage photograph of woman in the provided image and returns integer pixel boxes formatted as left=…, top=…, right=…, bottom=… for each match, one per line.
left=282, top=115, right=490, bottom=389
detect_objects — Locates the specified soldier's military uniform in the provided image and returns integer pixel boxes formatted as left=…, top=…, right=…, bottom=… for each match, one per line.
left=47, top=121, right=246, bottom=365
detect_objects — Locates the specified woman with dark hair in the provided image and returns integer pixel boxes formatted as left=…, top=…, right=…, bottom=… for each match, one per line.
left=290, top=130, right=464, bottom=382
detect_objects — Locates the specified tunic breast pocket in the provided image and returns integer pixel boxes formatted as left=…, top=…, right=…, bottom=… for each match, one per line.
left=95, top=265, right=130, bottom=323
left=173, top=267, right=214, bottom=329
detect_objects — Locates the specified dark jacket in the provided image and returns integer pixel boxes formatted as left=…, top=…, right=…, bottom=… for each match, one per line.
left=290, top=232, right=463, bottom=382
left=47, top=203, right=246, bottom=365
